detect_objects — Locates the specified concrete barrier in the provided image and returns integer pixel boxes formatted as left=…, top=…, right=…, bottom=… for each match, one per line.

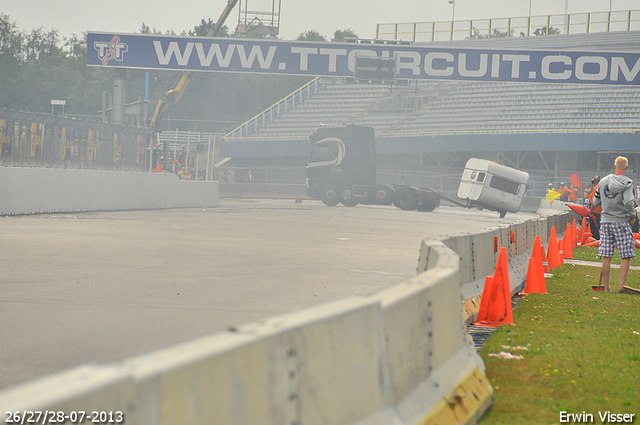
left=0, top=240, right=492, bottom=425
left=0, top=192, right=572, bottom=425
left=0, top=235, right=494, bottom=424
left=424, top=208, right=572, bottom=326
left=0, top=168, right=219, bottom=215
left=220, top=183, right=309, bottom=200
left=370, top=241, right=492, bottom=424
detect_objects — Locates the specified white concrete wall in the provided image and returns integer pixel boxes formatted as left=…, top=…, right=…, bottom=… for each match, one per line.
left=0, top=240, right=493, bottom=425
left=0, top=181, right=572, bottom=425
left=0, top=168, right=218, bottom=215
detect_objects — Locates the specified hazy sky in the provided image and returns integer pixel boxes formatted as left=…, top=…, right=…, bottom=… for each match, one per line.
left=1, top=0, right=638, bottom=41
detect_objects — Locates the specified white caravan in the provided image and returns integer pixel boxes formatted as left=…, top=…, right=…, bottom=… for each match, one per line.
left=457, top=158, right=529, bottom=218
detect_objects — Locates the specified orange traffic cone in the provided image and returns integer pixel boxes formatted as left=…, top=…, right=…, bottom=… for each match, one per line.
left=563, top=223, right=574, bottom=259
left=547, top=226, right=562, bottom=269
left=523, top=237, right=546, bottom=294
left=531, top=236, right=545, bottom=282
left=572, top=219, right=578, bottom=249
left=522, top=257, right=544, bottom=294
left=558, top=239, right=565, bottom=263
left=584, top=239, right=600, bottom=247
left=474, top=247, right=514, bottom=327
left=534, top=242, right=547, bottom=293
left=522, top=257, right=539, bottom=294
left=581, top=230, right=593, bottom=246
left=475, top=275, right=494, bottom=322
left=541, top=245, right=550, bottom=274
left=578, top=216, right=587, bottom=245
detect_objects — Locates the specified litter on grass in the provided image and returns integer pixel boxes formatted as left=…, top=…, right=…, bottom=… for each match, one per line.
left=488, top=351, right=524, bottom=360
left=501, top=345, right=529, bottom=351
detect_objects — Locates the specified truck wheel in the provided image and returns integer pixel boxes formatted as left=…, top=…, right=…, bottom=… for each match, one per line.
left=371, top=184, right=394, bottom=205
left=417, top=193, right=440, bottom=212
left=341, top=198, right=359, bottom=207
left=393, top=187, right=417, bottom=210
left=321, top=185, right=341, bottom=207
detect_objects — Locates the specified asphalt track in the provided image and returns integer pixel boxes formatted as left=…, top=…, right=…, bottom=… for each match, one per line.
left=0, top=199, right=537, bottom=390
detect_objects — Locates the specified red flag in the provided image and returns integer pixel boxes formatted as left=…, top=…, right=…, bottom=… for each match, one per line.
left=570, top=174, right=582, bottom=188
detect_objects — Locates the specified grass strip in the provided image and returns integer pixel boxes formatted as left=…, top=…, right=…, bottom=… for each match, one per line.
left=572, top=245, right=640, bottom=267
left=478, top=248, right=640, bottom=424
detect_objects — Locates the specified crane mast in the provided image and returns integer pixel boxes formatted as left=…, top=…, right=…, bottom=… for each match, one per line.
left=147, top=0, right=239, bottom=168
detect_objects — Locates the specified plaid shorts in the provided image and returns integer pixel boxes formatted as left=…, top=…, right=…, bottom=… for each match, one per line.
left=598, top=222, right=636, bottom=259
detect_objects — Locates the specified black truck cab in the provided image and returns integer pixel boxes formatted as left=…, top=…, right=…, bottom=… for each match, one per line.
left=307, top=125, right=377, bottom=206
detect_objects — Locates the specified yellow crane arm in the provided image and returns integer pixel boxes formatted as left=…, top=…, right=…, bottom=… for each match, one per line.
left=148, top=0, right=239, bottom=135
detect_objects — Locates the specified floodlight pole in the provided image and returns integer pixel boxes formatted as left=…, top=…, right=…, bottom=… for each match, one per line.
left=448, top=0, right=455, bottom=22
left=528, top=0, right=532, bottom=36
left=448, top=0, right=456, bottom=40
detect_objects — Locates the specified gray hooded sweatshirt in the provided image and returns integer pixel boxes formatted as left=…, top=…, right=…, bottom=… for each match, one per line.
left=593, top=173, right=636, bottom=223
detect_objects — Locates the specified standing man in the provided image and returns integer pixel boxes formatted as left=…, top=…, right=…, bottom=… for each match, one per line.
left=592, top=157, right=636, bottom=293
left=558, top=182, right=570, bottom=202
left=589, top=175, right=601, bottom=239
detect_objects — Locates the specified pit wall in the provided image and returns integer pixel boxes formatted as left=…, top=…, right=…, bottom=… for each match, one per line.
left=0, top=194, right=571, bottom=425
left=0, top=167, right=219, bottom=216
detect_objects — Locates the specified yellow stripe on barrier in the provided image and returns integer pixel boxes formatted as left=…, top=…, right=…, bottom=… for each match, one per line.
left=462, top=296, right=481, bottom=325
left=420, top=367, right=493, bottom=425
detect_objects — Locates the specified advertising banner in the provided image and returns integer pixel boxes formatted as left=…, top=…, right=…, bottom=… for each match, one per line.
left=87, top=32, right=640, bottom=86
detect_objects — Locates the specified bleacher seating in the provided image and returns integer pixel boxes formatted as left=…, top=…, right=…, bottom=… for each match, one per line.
left=220, top=28, right=640, bottom=142
left=227, top=78, right=640, bottom=141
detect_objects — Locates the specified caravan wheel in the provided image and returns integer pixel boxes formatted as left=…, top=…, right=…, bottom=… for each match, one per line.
left=417, top=193, right=440, bottom=212
left=393, top=188, right=417, bottom=210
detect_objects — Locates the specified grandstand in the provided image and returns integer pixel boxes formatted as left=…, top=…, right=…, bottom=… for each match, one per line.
left=219, top=28, right=640, bottom=195
left=223, top=78, right=640, bottom=139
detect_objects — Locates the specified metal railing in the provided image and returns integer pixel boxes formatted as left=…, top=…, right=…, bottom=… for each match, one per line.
left=0, top=109, right=150, bottom=171
left=376, top=9, right=640, bottom=42
left=157, top=130, right=224, bottom=181
left=223, top=77, right=322, bottom=140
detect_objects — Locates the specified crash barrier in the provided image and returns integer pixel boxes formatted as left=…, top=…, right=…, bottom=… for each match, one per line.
left=219, top=182, right=309, bottom=199
left=0, top=167, right=219, bottom=216
left=0, top=238, right=492, bottom=425
left=0, top=200, right=571, bottom=424
left=419, top=208, right=572, bottom=324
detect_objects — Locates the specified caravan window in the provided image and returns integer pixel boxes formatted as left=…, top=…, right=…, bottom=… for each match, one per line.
left=489, top=175, right=520, bottom=195
left=469, top=171, right=486, bottom=182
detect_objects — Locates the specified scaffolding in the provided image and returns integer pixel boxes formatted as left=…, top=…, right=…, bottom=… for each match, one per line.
left=236, top=0, right=282, bottom=37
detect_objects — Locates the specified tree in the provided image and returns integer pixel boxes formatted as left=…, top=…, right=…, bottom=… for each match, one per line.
left=468, top=27, right=514, bottom=40
left=0, top=14, right=24, bottom=109
left=296, top=30, right=326, bottom=42
left=189, top=19, right=229, bottom=37
left=332, top=28, right=357, bottom=42
left=0, top=15, right=315, bottom=132
left=533, top=26, right=561, bottom=36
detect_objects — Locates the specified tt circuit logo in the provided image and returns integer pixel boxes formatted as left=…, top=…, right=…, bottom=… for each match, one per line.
left=94, top=35, right=128, bottom=65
